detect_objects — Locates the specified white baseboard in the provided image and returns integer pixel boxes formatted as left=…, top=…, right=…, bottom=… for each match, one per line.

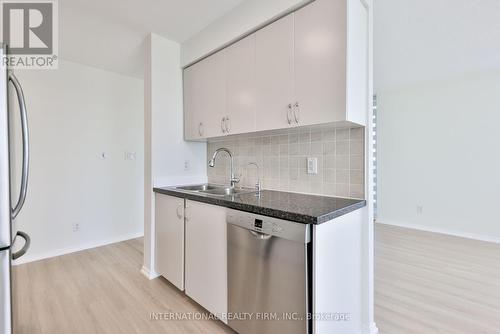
left=140, top=266, right=160, bottom=280
left=13, top=231, right=144, bottom=265
left=376, top=220, right=500, bottom=244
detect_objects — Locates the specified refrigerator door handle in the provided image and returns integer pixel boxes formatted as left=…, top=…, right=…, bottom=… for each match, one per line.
left=8, top=71, right=29, bottom=220
left=12, top=231, right=30, bottom=260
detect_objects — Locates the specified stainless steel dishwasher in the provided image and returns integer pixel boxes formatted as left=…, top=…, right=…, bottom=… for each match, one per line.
left=227, top=209, right=311, bottom=334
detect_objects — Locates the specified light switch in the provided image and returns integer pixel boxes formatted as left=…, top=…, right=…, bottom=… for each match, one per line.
left=125, top=151, right=136, bottom=160
left=307, top=157, right=318, bottom=174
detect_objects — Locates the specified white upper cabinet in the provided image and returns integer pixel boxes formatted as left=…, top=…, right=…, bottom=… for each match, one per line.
left=294, top=0, right=347, bottom=127
left=183, top=0, right=368, bottom=140
left=255, top=14, right=295, bottom=131
left=184, top=52, right=226, bottom=140
left=225, top=35, right=257, bottom=135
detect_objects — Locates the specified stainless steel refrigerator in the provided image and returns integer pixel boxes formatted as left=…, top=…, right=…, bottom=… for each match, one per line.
left=0, top=44, right=31, bottom=334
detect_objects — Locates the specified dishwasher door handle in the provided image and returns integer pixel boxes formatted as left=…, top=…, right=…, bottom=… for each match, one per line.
left=249, top=230, right=272, bottom=240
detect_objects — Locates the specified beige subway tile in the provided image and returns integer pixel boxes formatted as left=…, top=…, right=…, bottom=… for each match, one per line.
left=324, top=155, right=336, bottom=169
left=311, top=130, right=322, bottom=142
left=336, top=141, right=349, bottom=155
left=279, top=157, right=289, bottom=169
left=315, top=157, right=323, bottom=175
left=289, top=157, right=300, bottom=169
left=350, top=170, right=364, bottom=185
left=297, top=181, right=309, bottom=193
left=336, top=169, right=349, bottom=183
left=289, top=144, right=299, bottom=156
left=289, top=168, right=299, bottom=181
left=298, top=157, right=308, bottom=169
left=288, top=133, right=298, bottom=144
left=350, top=140, right=364, bottom=155
left=350, top=127, right=364, bottom=140
left=298, top=167, right=308, bottom=179
left=335, top=183, right=349, bottom=197
left=299, top=131, right=310, bottom=143
left=310, top=182, right=324, bottom=194
left=279, top=168, right=290, bottom=179
left=299, top=143, right=311, bottom=155
left=322, top=128, right=335, bottom=141
left=271, top=144, right=280, bottom=155
left=324, top=169, right=335, bottom=183
left=323, top=142, right=335, bottom=155
left=336, top=128, right=350, bottom=141
left=289, top=180, right=300, bottom=192
left=350, top=155, right=364, bottom=170
left=350, top=184, right=365, bottom=199
left=279, top=144, right=289, bottom=155
left=335, top=155, right=349, bottom=169
left=323, top=183, right=336, bottom=195
left=311, top=142, right=322, bottom=155
left=279, top=180, right=290, bottom=191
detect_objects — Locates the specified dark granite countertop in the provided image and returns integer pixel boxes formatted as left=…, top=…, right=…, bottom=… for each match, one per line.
left=153, top=186, right=366, bottom=225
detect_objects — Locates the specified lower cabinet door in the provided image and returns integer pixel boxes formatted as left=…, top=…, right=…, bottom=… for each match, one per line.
left=185, top=200, right=228, bottom=323
left=155, top=194, right=185, bottom=290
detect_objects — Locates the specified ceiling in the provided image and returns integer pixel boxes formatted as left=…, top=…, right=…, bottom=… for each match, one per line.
left=374, top=0, right=500, bottom=92
left=59, top=0, right=245, bottom=78
left=59, top=0, right=500, bottom=87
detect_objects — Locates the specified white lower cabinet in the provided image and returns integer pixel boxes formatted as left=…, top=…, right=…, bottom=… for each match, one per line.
left=155, top=194, right=185, bottom=290
left=184, top=200, right=228, bottom=323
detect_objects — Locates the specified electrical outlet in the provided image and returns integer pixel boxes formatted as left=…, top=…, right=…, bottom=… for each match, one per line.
left=184, top=160, right=190, bottom=171
left=307, top=157, right=318, bottom=175
left=416, top=205, right=423, bottom=215
left=73, top=223, right=80, bottom=232
left=125, top=151, right=136, bottom=160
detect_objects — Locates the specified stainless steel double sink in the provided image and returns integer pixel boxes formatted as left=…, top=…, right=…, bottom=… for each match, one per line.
left=174, top=184, right=257, bottom=197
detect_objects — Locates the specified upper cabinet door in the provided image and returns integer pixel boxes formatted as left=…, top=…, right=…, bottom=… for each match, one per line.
left=183, top=65, right=200, bottom=140
left=225, top=35, right=256, bottom=135
left=294, top=0, right=348, bottom=126
left=184, top=52, right=226, bottom=140
left=255, top=14, right=295, bottom=131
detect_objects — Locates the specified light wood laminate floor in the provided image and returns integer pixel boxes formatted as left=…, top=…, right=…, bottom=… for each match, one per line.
left=13, top=225, right=500, bottom=333
left=375, top=223, right=500, bottom=334
left=12, top=238, right=234, bottom=334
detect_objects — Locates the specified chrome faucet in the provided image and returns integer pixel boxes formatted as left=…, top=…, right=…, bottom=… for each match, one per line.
left=209, top=148, right=240, bottom=188
left=247, top=162, right=261, bottom=192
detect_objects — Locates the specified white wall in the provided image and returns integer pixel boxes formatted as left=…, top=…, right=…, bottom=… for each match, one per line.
left=12, top=60, right=144, bottom=264
left=143, top=33, right=207, bottom=276
left=180, top=0, right=312, bottom=66
left=377, top=70, right=500, bottom=242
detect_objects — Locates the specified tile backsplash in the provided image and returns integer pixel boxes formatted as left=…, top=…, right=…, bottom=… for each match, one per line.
left=207, top=125, right=365, bottom=199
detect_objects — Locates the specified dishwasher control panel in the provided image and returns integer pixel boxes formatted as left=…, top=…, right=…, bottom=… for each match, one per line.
left=227, top=209, right=310, bottom=243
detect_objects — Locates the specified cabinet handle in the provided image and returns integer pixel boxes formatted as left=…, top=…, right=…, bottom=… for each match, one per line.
left=293, top=102, right=300, bottom=124
left=221, top=117, right=226, bottom=134
left=287, top=103, right=293, bottom=125
left=198, top=122, right=204, bottom=137
left=225, top=116, right=231, bottom=133
left=176, top=204, right=183, bottom=219
left=184, top=206, right=190, bottom=222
